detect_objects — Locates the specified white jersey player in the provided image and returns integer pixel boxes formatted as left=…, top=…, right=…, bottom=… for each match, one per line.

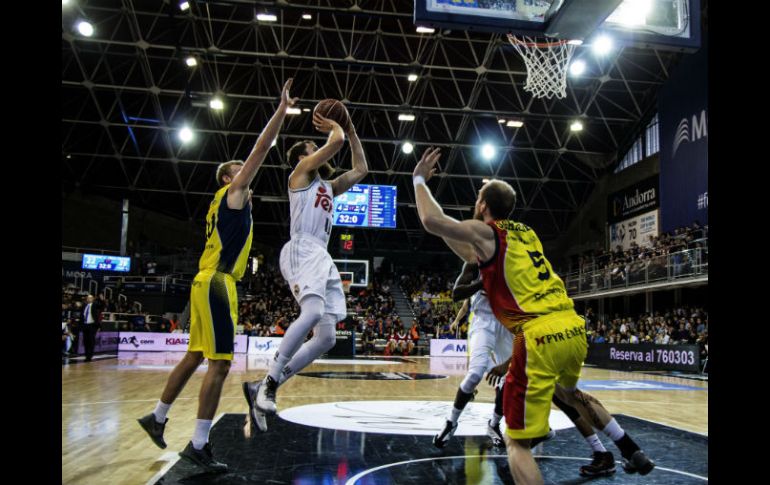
left=243, top=111, right=368, bottom=432
left=433, top=262, right=513, bottom=449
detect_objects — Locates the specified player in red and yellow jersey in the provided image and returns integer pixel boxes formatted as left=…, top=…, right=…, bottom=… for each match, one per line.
left=412, top=148, right=653, bottom=484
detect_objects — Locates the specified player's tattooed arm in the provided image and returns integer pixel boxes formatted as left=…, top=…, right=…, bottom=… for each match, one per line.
left=331, top=126, right=368, bottom=196
left=229, top=79, right=297, bottom=208
left=452, top=262, right=483, bottom=301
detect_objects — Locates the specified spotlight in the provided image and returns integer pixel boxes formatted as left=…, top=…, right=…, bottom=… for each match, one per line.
left=402, top=142, right=414, bottom=154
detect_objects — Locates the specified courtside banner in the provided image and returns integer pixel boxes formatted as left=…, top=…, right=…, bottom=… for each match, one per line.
left=586, top=343, right=701, bottom=372
left=118, top=332, right=248, bottom=353
left=248, top=337, right=283, bottom=355
left=659, top=40, right=708, bottom=231
left=76, top=331, right=119, bottom=354
left=430, top=339, right=468, bottom=357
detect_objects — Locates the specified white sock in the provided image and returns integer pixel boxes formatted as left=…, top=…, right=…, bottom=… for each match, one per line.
left=449, top=407, right=463, bottom=424
left=153, top=401, right=171, bottom=424
left=602, top=418, right=625, bottom=442
left=490, top=413, right=502, bottom=427
left=585, top=433, right=607, bottom=453
left=192, top=419, right=212, bottom=450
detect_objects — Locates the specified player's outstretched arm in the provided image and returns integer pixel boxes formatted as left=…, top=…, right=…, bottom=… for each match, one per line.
left=450, top=299, right=469, bottom=334
left=413, top=147, right=493, bottom=262
left=331, top=124, right=368, bottom=196
left=228, top=79, right=297, bottom=208
left=452, top=262, right=483, bottom=302
left=289, top=114, right=345, bottom=188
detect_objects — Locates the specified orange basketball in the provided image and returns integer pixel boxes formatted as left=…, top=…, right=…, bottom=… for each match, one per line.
left=313, top=99, right=351, bottom=132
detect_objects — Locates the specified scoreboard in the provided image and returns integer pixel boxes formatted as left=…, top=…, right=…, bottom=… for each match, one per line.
left=82, top=254, right=131, bottom=272
left=333, top=184, right=397, bottom=229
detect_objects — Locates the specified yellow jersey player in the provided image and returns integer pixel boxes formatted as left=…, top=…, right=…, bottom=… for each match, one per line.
left=137, top=79, right=298, bottom=473
left=412, top=147, right=653, bottom=485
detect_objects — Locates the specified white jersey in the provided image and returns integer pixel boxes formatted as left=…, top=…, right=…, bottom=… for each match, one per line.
left=288, top=175, right=334, bottom=246
left=469, top=290, right=494, bottom=321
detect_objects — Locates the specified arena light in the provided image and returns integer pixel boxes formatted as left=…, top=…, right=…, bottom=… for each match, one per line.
left=271, top=139, right=277, bottom=147
left=302, top=13, right=312, bottom=20
left=402, top=142, right=414, bottom=154
left=209, top=97, right=224, bottom=110
left=507, top=120, right=523, bottom=128
left=179, top=1, right=190, bottom=11
left=416, top=26, right=435, bottom=34
left=407, top=74, right=418, bottom=82
left=286, top=107, right=302, bottom=115
left=185, top=56, right=198, bottom=67
left=608, top=0, right=652, bottom=27
left=570, top=59, right=586, bottom=76
left=481, top=143, right=496, bottom=161
left=482, top=178, right=490, bottom=184
left=257, top=13, right=278, bottom=22
left=398, top=113, right=415, bottom=122
left=498, top=119, right=506, bottom=124
left=570, top=121, right=584, bottom=132
left=567, top=39, right=584, bottom=46
left=302, top=108, right=310, bottom=112
left=592, top=35, right=613, bottom=56
left=77, top=21, right=94, bottom=37
left=179, top=126, right=194, bottom=143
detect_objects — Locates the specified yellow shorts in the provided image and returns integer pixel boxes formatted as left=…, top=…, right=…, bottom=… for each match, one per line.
left=504, top=310, right=587, bottom=439
left=188, top=270, right=238, bottom=361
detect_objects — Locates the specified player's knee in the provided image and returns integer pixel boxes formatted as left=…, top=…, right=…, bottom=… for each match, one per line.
left=316, top=325, right=337, bottom=351
left=460, top=367, right=484, bottom=393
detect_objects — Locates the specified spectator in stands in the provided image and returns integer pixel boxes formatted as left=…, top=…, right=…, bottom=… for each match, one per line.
left=169, top=314, right=180, bottom=333
left=131, top=313, right=151, bottom=333
left=363, top=327, right=376, bottom=355
left=593, top=331, right=606, bottom=344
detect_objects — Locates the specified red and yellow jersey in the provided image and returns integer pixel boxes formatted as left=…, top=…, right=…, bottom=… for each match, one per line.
left=478, top=220, right=574, bottom=331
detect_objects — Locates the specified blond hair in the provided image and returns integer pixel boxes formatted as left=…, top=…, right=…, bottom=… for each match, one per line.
left=216, top=160, right=244, bottom=186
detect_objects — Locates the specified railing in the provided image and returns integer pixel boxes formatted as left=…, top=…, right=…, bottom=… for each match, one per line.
left=564, top=248, right=708, bottom=297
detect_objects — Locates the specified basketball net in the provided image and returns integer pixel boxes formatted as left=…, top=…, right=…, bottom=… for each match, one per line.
left=507, top=35, right=577, bottom=100
left=342, top=280, right=352, bottom=294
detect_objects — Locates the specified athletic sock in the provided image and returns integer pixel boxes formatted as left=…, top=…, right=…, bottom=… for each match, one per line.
left=153, top=400, right=171, bottom=423
left=191, top=419, right=212, bottom=450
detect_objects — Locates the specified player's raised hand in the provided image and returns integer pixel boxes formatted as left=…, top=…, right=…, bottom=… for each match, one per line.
left=413, top=146, right=441, bottom=182
left=313, top=112, right=341, bottom=134
left=279, top=78, right=299, bottom=109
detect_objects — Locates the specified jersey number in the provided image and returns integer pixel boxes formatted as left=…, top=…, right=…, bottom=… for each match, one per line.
left=527, top=251, right=551, bottom=281
left=206, top=213, right=217, bottom=240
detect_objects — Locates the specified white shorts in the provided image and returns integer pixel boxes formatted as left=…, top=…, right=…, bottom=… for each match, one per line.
left=280, top=236, right=347, bottom=321
left=467, top=311, right=514, bottom=373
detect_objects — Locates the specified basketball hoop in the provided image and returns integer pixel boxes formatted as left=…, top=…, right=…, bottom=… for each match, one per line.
left=342, top=280, right=352, bottom=294
left=507, top=35, right=577, bottom=100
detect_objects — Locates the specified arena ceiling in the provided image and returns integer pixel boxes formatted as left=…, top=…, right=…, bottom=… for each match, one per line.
left=62, top=0, right=692, bottom=253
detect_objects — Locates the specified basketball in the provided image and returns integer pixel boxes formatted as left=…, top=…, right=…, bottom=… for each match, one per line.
left=313, top=98, right=351, bottom=132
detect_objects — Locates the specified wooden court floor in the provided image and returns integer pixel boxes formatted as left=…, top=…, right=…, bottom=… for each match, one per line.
left=61, top=352, right=707, bottom=485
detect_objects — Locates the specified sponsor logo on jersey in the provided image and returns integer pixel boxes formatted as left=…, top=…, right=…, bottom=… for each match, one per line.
left=534, top=325, right=584, bottom=346
left=314, top=185, right=333, bottom=213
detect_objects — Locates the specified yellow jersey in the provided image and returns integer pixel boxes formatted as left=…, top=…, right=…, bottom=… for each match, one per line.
left=478, top=219, right=574, bottom=330
left=198, top=184, right=253, bottom=280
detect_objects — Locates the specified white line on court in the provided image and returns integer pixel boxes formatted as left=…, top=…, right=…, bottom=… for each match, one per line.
left=344, top=454, right=708, bottom=485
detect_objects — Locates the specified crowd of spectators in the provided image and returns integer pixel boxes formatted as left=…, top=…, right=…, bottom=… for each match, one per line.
left=566, top=222, right=708, bottom=288
left=400, top=271, right=466, bottom=339
left=584, top=306, right=708, bottom=360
